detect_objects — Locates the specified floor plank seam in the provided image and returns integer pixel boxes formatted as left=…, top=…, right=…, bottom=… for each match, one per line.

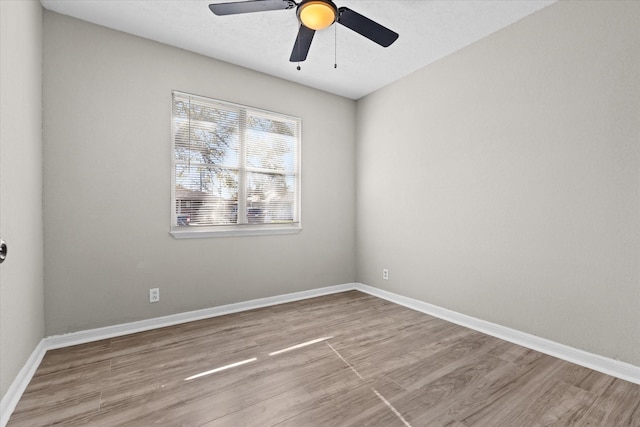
left=325, top=340, right=414, bottom=426
left=372, top=388, right=412, bottom=427
left=325, top=341, right=364, bottom=381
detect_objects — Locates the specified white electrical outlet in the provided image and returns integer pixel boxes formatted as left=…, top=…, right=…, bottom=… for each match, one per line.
left=149, top=288, right=160, bottom=303
left=383, top=269, right=389, bottom=280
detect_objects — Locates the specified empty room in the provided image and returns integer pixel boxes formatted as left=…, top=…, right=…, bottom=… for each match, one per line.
left=1, top=0, right=639, bottom=425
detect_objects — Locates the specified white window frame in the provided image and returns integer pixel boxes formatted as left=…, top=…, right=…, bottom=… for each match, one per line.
left=170, top=91, right=301, bottom=238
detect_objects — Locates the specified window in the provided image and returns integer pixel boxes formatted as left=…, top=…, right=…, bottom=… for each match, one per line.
left=171, top=91, right=301, bottom=238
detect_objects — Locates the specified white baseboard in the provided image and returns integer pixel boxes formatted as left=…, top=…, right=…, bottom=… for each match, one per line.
left=45, top=283, right=356, bottom=350
left=0, top=340, right=47, bottom=427
left=3, top=281, right=638, bottom=427
left=354, top=283, right=640, bottom=385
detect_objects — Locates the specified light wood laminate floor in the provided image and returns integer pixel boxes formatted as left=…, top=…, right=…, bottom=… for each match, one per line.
left=8, top=291, right=640, bottom=426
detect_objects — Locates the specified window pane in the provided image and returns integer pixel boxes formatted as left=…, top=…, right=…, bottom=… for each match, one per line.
left=246, top=172, right=296, bottom=224
left=246, top=114, right=297, bottom=172
left=175, top=165, right=238, bottom=225
left=174, top=98, right=240, bottom=167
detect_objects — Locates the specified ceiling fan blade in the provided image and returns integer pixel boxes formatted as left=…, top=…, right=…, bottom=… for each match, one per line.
left=337, top=7, right=398, bottom=47
left=209, top=0, right=294, bottom=16
left=290, top=25, right=315, bottom=62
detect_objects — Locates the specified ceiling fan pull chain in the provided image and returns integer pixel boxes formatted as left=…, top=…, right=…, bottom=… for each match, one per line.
left=334, top=22, right=337, bottom=69
left=297, top=30, right=301, bottom=70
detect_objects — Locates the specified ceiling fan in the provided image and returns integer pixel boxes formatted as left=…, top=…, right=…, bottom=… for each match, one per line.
left=208, top=0, right=399, bottom=63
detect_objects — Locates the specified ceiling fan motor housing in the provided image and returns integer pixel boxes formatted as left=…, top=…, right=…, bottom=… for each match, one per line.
left=297, top=0, right=338, bottom=30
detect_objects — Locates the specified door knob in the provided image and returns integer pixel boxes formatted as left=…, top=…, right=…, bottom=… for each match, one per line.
left=0, top=239, right=7, bottom=264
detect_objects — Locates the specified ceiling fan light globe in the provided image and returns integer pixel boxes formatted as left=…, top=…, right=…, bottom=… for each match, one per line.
left=298, top=1, right=337, bottom=30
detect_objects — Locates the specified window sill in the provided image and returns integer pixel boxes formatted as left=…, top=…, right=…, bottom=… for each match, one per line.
left=170, top=224, right=302, bottom=239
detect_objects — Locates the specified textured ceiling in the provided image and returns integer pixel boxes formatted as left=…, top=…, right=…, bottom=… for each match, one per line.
left=40, top=0, right=556, bottom=99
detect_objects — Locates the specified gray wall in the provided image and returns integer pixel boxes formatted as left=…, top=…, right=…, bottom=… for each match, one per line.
left=0, top=0, right=44, bottom=398
left=356, top=1, right=640, bottom=366
left=43, top=12, right=356, bottom=335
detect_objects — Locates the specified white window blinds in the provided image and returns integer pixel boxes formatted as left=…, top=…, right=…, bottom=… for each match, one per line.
left=171, top=91, right=301, bottom=237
